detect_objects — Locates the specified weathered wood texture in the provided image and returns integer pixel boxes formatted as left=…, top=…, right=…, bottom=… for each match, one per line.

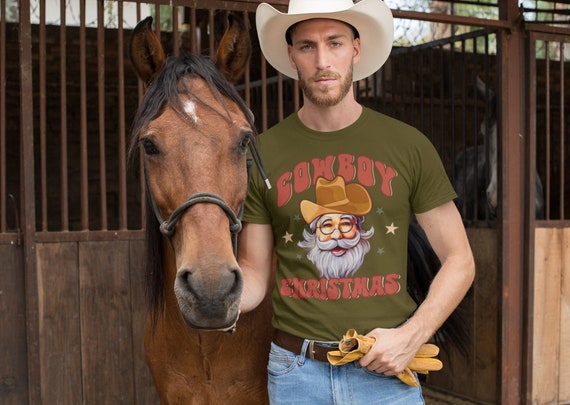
left=426, top=228, right=499, bottom=404
left=34, top=240, right=158, bottom=404
left=0, top=243, right=28, bottom=405
left=532, top=228, right=570, bottom=405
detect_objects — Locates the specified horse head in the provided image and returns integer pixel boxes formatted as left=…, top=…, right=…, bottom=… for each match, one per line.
left=129, top=15, right=253, bottom=331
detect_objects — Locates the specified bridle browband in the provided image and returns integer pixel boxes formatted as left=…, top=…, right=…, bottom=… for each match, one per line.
left=143, top=142, right=270, bottom=256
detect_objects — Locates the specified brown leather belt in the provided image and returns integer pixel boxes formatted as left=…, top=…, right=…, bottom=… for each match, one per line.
left=274, top=330, right=339, bottom=362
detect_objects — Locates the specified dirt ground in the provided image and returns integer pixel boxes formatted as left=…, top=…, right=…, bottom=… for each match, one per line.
left=423, top=385, right=483, bottom=405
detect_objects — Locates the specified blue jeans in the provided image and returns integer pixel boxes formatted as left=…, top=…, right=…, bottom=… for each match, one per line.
left=268, top=341, right=425, bottom=404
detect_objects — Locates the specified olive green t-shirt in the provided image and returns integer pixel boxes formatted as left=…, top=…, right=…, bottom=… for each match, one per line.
left=243, top=107, right=456, bottom=341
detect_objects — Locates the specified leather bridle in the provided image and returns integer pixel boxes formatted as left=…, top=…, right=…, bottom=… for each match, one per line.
left=143, top=142, right=270, bottom=256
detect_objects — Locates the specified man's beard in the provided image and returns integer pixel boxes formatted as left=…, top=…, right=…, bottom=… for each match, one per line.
left=299, top=228, right=374, bottom=279
left=298, top=65, right=354, bottom=107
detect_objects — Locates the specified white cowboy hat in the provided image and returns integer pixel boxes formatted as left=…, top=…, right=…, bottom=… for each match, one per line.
left=256, top=0, right=394, bottom=81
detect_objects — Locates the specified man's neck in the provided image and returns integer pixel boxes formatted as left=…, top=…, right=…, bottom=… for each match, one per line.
left=297, top=97, right=363, bottom=132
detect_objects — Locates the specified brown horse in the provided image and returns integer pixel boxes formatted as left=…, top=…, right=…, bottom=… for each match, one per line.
left=129, top=16, right=272, bottom=404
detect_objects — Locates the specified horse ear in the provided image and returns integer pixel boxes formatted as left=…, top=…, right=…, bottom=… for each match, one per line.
left=130, top=16, right=166, bottom=86
left=215, top=13, right=251, bottom=84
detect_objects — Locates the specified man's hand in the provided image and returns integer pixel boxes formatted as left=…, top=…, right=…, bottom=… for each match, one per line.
left=358, top=326, right=424, bottom=376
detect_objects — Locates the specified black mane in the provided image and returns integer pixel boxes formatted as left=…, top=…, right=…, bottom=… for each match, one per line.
left=128, top=52, right=256, bottom=324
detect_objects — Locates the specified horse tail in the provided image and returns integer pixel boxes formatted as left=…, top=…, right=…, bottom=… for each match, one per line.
left=407, top=220, right=471, bottom=358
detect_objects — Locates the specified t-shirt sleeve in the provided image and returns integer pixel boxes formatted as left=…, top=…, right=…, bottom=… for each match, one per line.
left=242, top=159, right=272, bottom=224
left=409, top=134, right=457, bottom=213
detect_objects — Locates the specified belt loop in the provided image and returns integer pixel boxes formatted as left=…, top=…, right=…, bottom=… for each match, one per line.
left=298, top=339, right=310, bottom=365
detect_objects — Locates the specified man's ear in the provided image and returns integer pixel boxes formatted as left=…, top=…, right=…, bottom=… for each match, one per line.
left=353, top=37, right=361, bottom=64
left=288, top=45, right=297, bottom=70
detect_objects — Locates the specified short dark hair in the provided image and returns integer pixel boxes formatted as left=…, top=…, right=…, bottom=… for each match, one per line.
left=285, top=20, right=360, bottom=45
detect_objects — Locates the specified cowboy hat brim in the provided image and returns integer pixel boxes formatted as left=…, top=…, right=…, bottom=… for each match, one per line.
left=256, top=0, right=394, bottom=81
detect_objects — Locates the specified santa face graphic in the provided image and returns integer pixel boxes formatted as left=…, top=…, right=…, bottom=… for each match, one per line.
left=298, top=213, right=374, bottom=279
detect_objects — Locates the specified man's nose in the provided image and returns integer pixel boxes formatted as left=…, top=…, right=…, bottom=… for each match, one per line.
left=316, top=46, right=331, bottom=70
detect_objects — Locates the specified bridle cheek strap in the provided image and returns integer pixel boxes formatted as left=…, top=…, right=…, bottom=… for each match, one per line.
left=142, top=139, right=270, bottom=257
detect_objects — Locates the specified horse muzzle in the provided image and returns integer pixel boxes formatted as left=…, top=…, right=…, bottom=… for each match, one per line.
left=174, top=262, right=243, bottom=330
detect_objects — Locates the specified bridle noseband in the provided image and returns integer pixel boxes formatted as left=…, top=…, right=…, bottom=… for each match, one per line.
left=143, top=142, right=270, bottom=256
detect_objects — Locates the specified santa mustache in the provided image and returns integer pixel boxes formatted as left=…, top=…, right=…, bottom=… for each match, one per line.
left=316, top=233, right=361, bottom=251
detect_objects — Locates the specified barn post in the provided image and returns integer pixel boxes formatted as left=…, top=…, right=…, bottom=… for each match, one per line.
left=18, top=0, right=40, bottom=403
left=498, top=0, right=527, bottom=403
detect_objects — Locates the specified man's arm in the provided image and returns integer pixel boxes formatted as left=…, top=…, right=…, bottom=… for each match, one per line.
left=360, top=200, right=475, bottom=375
left=238, top=222, right=275, bottom=312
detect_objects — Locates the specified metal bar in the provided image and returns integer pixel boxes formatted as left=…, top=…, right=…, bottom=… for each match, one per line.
left=499, top=0, right=525, bottom=402
left=137, top=3, right=146, bottom=231
left=525, top=22, right=570, bottom=37
left=172, top=6, right=179, bottom=56
left=546, top=41, right=551, bottom=219
left=191, top=7, right=197, bottom=54
left=524, top=34, right=537, bottom=404
left=80, top=0, right=89, bottom=230
left=118, top=1, right=128, bottom=230
left=19, top=0, right=40, bottom=400
left=391, top=9, right=511, bottom=30
left=243, top=10, right=251, bottom=109
left=98, top=0, right=108, bottom=230
left=39, top=1, right=47, bottom=231
left=0, top=0, right=6, bottom=232
left=209, top=9, right=215, bottom=59
left=558, top=42, right=566, bottom=219
left=60, top=0, right=69, bottom=230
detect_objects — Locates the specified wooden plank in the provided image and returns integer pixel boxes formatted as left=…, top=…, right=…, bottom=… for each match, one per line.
left=424, top=228, right=499, bottom=404
left=79, top=241, right=135, bottom=404
left=470, top=228, right=499, bottom=403
left=0, top=244, right=28, bottom=405
left=532, top=228, right=562, bottom=404
left=559, top=228, right=570, bottom=403
left=36, top=242, right=82, bottom=404
left=129, top=240, right=159, bottom=403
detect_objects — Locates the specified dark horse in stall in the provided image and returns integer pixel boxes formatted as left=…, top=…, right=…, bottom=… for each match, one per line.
left=454, top=77, right=545, bottom=223
left=128, top=15, right=469, bottom=405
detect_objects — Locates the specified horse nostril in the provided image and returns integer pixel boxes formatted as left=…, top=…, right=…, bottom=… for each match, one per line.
left=175, top=265, right=243, bottom=299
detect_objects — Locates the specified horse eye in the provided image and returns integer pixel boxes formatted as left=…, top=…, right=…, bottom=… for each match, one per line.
left=239, top=131, right=253, bottom=153
left=141, top=138, right=160, bottom=156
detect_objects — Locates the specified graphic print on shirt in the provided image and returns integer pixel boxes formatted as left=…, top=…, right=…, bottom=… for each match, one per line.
left=275, top=153, right=406, bottom=301
left=298, top=176, right=375, bottom=279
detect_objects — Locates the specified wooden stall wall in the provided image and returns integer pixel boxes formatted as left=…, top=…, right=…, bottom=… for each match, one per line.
left=34, top=238, right=158, bottom=404
left=532, top=228, right=570, bottom=405
left=0, top=243, right=28, bottom=404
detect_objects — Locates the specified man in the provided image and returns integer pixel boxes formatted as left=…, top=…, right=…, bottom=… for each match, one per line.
left=238, top=0, right=475, bottom=403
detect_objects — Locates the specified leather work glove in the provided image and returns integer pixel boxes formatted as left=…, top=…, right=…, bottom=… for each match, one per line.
left=327, top=329, right=443, bottom=387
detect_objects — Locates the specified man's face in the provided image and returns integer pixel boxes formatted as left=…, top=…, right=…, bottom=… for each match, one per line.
left=287, top=19, right=361, bottom=107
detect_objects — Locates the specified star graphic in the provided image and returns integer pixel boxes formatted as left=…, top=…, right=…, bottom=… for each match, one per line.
left=377, top=247, right=385, bottom=255
left=385, top=223, right=399, bottom=235
left=293, top=214, right=302, bottom=222
left=282, top=231, right=293, bottom=243
left=376, top=207, right=384, bottom=215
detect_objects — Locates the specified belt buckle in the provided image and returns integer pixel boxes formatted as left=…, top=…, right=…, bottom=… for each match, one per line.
left=309, top=340, right=316, bottom=360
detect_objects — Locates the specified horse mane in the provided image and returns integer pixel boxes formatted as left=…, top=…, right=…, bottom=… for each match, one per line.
left=128, top=52, right=257, bottom=325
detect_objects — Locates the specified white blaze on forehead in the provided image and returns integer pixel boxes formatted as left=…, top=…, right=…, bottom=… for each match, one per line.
left=183, top=99, right=199, bottom=124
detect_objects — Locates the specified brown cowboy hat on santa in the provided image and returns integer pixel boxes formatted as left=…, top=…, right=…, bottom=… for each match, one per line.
left=256, top=0, right=394, bottom=81
left=300, top=176, right=373, bottom=224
